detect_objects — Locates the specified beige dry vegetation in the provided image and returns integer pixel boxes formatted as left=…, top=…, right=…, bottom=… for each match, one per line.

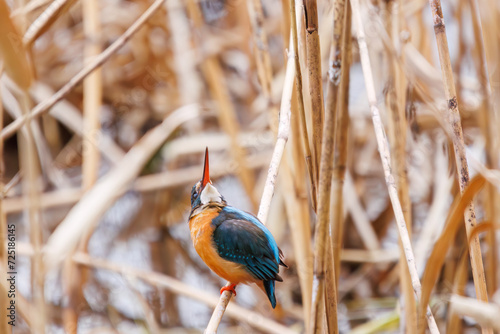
left=0, top=0, right=499, bottom=333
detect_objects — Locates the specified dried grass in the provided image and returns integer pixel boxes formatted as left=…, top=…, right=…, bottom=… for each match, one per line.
left=1, top=0, right=499, bottom=333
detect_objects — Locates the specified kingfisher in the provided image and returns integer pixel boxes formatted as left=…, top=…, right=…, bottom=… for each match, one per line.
left=188, top=148, right=287, bottom=308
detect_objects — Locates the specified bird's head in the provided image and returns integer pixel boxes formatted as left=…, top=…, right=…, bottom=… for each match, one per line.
left=190, top=148, right=226, bottom=211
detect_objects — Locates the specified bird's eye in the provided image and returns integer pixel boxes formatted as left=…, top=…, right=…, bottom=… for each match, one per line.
left=193, top=192, right=198, bottom=199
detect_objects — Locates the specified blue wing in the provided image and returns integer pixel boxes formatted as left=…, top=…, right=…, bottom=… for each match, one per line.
left=211, top=206, right=283, bottom=282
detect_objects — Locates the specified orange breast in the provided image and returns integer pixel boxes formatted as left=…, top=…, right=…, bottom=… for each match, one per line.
left=189, top=209, right=256, bottom=284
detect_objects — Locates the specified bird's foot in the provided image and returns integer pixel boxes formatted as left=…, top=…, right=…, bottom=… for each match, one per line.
left=220, top=283, right=237, bottom=296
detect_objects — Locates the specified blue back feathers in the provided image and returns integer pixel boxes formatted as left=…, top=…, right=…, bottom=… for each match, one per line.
left=220, top=207, right=280, bottom=262
left=211, top=206, right=283, bottom=308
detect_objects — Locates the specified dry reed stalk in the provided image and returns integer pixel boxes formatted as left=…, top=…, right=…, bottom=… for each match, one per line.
left=23, top=0, right=77, bottom=46
left=17, top=91, right=45, bottom=333
left=1, top=0, right=166, bottom=140
left=0, top=0, right=32, bottom=90
left=323, top=0, right=352, bottom=330
left=383, top=1, right=416, bottom=331
left=468, top=0, right=498, bottom=296
left=281, top=0, right=291, bottom=47
left=41, top=113, right=62, bottom=156
left=1, top=82, right=71, bottom=188
left=12, top=0, right=52, bottom=16
left=82, top=0, right=102, bottom=190
left=166, top=0, right=201, bottom=105
left=323, top=243, right=337, bottom=334
left=43, top=105, right=200, bottom=270
left=427, top=3, right=491, bottom=330
left=330, top=0, right=351, bottom=293
left=281, top=81, right=313, bottom=328
left=418, top=175, right=486, bottom=334
left=185, top=0, right=258, bottom=211
left=325, top=0, right=346, bottom=122
left=62, top=0, right=103, bottom=330
left=205, top=39, right=294, bottom=334
left=483, top=0, right=500, bottom=114
left=452, top=0, right=466, bottom=106
left=308, top=1, right=351, bottom=329
left=447, top=250, right=469, bottom=333
left=73, top=253, right=297, bottom=334
left=290, top=0, right=317, bottom=210
left=449, top=295, right=500, bottom=331
left=350, top=0, right=439, bottom=331
left=247, top=0, right=273, bottom=99
left=303, top=0, right=324, bottom=186
left=281, top=160, right=312, bottom=329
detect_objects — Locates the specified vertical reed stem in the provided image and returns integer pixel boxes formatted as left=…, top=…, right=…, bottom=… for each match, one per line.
left=63, top=0, right=103, bottom=331
left=468, top=0, right=498, bottom=296
left=284, top=95, right=313, bottom=328
left=303, top=0, right=324, bottom=186
left=384, top=1, right=417, bottom=332
left=330, top=0, right=351, bottom=291
left=82, top=0, right=101, bottom=190
left=308, top=0, right=348, bottom=326
left=427, top=3, right=491, bottom=333
left=19, top=93, right=45, bottom=333
left=351, top=0, right=439, bottom=331
left=290, top=0, right=318, bottom=210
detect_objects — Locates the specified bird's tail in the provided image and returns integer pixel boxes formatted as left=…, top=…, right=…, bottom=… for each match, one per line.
left=263, top=280, right=277, bottom=308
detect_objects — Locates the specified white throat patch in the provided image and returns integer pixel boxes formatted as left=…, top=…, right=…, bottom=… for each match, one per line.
left=200, top=183, right=222, bottom=204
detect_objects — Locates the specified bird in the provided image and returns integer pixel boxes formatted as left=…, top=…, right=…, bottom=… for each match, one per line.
left=188, top=148, right=287, bottom=308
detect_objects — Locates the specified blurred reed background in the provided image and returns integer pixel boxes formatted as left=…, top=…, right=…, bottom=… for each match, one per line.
left=0, top=0, right=499, bottom=333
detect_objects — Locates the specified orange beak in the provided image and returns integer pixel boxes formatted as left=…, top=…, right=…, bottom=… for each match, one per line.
left=202, top=147, right=211, bottom=187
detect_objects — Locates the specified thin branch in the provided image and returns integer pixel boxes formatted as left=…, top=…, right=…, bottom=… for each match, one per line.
left=0, top=0, right=166, bottom=140
left=205, top=35, right=295, bottom=334
left=350, top=0, right=440, bottom=332
left=73, top=253, right=297, bottom=334
left=23, top=0, right=77, bottom=46
left=383, top=1, right=416, bottom=331
left=426, top=2, right=491, bottom=333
